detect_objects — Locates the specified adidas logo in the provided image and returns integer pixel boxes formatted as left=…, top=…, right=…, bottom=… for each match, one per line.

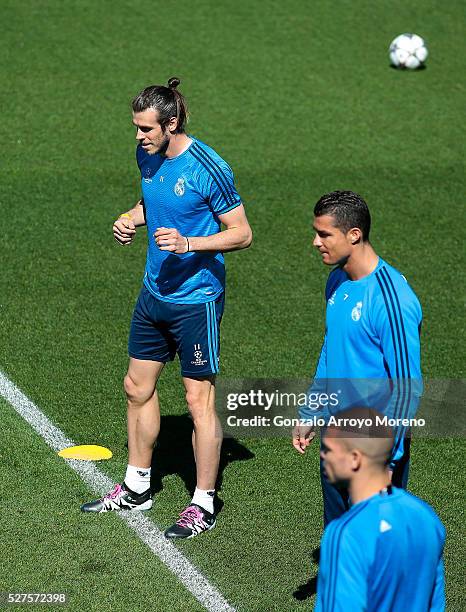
left=379, top=519, right=392, bottom=533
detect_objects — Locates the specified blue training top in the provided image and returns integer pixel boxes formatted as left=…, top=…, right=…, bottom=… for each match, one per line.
left=299, top=258, right=423, bottom=464
left=315, top=487, right=446, bottom=612
left=312, top=257, right=422, bottom=380
left=137, top=137, right=242, bottom=304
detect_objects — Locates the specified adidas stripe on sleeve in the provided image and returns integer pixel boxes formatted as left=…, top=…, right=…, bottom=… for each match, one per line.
left=189, top=141, right=242, bottom=215
left=315, top=502, right=370, bottom=612
left=372, top=265, right=423, bottom=462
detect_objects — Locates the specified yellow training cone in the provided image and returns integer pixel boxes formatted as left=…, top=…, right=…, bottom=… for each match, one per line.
left=58, top=445, right=113, bottom=461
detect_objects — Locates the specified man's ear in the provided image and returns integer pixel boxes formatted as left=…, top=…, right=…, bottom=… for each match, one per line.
left=348, top=227, right=362, bottom=245
left=167, top=116, right=178, bottom=133
left=351, top=448, right=363, bottom=471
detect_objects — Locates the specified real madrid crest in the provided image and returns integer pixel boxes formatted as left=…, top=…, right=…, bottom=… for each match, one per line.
left=174, top=177, right=185, bottom=197
left=351, top=301, right=363, bottom=322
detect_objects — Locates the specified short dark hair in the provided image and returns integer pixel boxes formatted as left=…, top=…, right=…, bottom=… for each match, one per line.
left=131, top=77, right=188, bottom=134
left=314, top=190, right=371, bottom=241
left=324, top=407, right=394, bottom=466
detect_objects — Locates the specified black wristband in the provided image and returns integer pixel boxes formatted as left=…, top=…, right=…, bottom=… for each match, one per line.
left=186, top=237, right=190, bottom=252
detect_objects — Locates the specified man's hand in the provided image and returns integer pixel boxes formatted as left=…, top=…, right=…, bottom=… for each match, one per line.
left=113, top=215, right=136, bottom=246
left=292, top=424, right=316, bottom=454
left=154, top=227, right=189, bottom=253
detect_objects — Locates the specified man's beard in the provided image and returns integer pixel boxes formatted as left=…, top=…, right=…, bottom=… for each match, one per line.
left=149, top=133, right=170, bottom=156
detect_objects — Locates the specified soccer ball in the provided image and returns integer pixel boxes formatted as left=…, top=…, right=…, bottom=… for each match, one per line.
left=389, top=33, right=428, bottom=70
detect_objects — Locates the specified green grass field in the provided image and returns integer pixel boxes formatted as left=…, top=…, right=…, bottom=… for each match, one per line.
left=1, top=1, right=465, bottom=610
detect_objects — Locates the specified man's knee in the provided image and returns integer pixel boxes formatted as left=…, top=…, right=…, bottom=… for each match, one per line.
left=124, top=373, right=155, bottom=406
left=185, top=388, right=213, bottom=422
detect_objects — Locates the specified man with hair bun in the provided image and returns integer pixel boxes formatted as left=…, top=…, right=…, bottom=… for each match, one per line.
left=81, top=78, right=252, bottom=539
left=315, top=407, right=445, bottom=611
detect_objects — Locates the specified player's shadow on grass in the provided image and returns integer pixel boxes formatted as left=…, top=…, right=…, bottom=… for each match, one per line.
left=293, top=576, right=318, bottom=601
left=149, top=414, right=254, bottom=512
left=292, top=547, right=320, bottom=601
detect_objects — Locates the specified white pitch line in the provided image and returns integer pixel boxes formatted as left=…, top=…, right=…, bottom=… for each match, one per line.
left=0, top=370, right=235, bottom=612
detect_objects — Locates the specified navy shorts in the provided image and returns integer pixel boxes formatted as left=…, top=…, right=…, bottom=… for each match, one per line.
left=128, top=285, right=224, bottom=377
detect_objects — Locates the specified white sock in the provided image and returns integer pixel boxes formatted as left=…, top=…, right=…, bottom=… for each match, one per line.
left=124, top=465, right=151, bottom=494
left=191, top=487, right=215, bottom=514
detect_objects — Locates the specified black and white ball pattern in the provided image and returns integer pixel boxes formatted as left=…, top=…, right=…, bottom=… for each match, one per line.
left=389, top=33, right=428, bottom=69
